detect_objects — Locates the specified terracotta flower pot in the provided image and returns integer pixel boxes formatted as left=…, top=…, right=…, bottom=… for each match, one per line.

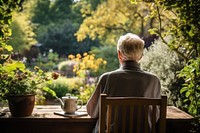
left=6, top=94, right=35, bottom=117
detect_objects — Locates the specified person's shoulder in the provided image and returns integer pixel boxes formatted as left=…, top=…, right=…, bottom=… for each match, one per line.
left=142, top=71, right=160, bottom=81
left=99, top=71, right=112, bottom=79
left=98, top=70, right=119, bottom=80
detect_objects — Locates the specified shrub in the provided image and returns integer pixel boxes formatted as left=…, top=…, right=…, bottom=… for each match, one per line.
left=44, top=76, right=83, bottom=99
left=91, top=45, right=119, bottom=73
left=140, top=37, right=182, bottom=105
left=79, top=83, right=96, bottom=105
left=58, top=60, right=77, bottom=77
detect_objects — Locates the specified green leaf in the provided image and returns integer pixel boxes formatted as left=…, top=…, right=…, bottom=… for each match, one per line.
left=148, top=28, right=158, bottom=35
left=42, top=87, right=57, bottom=98
left=4, top=45, right=13, bottom=52
left=130, top=0, right=137, bottom=4
left=183, top=99, right=189, bottom=103
left=185, top=91, right=191, bottom=98
left=192, top=109, right=197, bottom=115
left=180, top=87, right=188, bottom=94
left=4, top=61, right=25, bottom=71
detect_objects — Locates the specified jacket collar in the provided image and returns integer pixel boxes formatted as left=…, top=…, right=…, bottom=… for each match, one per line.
left=120, top=60, right=141, bottom=70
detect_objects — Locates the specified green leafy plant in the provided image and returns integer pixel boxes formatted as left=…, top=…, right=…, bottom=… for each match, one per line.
left=0, top=60, right=59, bottom=100
left=178, top=58, right=200, bottom=116
left=79, top=84, right=95, bottom=105
left=45, top=76, right=83, bottom=99
left=0, top=0, right=60, bottom=103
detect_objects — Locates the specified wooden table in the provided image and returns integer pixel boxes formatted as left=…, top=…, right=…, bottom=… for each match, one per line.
left=166, top=106, right=195, bottom=133
left=0, top=105, right=194, bottom=133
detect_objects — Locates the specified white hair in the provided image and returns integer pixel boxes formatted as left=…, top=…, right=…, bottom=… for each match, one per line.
left=117, top=33, right=144, bottom=61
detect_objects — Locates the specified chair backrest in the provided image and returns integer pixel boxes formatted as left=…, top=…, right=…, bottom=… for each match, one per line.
left=99, top=94, right=167, bottom=133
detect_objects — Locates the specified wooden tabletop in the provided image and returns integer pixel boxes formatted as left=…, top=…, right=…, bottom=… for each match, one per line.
left=166, top=106, right=193, bottom=119
left=1, top=105, right=194, bottom=119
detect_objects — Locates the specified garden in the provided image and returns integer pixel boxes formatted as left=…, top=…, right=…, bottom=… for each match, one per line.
left=0, top=0, right=200, bottom=132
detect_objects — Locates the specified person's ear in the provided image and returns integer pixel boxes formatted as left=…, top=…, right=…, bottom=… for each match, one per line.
left=139, top=53, right=143, bottom=60
left=118, top=50, right=122, bottom=60
left=136, top=53, right=143, bottom=62
left=118, top=50, right=123, bottom=64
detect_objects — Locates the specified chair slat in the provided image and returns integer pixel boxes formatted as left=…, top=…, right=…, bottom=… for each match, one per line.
left=114, top=105, right=119, bottom=133
left=136, top=105, right=141, bottom=133
left=99, top=94, right=107, bottom=133
left=159, top=96, right=167, bottom=133
left=107, top=105, right=112, bottom=133
left=121, top=105, right=126, bottom=133
left=144, top=105, right=149, bottom=133
left=152, top=105, right=157, bottom=133
left=129, top=106, right=134, bottom=133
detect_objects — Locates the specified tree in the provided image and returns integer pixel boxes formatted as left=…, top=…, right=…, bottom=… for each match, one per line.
left=0, top=0, right=24, bottom=101
left=36, top=20, right=99, bottom=56
left=32, top=0, right=73, bottom=25
left=0, top=0, right=23, bottom=61
left=8, top=0, right=37, bottom=53
left=32, top=0, right=100, bottom=57
left=75, top=0, right=159, bottom=44
left=144, top=0, right=200, bottom=62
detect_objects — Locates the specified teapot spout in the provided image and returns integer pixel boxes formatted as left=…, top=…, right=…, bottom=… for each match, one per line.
left=57, top=98, right=64, bottom=108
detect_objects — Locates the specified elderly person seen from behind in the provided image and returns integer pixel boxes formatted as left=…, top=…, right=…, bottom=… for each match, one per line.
left=86, top=33, right=161, bottom=133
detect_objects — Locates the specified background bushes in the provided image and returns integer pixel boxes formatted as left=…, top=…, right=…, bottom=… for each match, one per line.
left=44, top=76, right=83, bottom=99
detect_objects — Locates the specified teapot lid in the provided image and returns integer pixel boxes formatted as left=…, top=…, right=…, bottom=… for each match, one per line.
left=62, top=93, right=77, bottom=99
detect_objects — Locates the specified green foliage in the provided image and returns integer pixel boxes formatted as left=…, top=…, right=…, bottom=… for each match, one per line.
left=44, top=76, right=83, bottom=99
left=178, top=58, right=200, bottom=116
left=0, top=0, right=20, bottom=41
left=79, top=84, right=95, bottom=105
left=0, top=0, right=21, bottom=59
left=76, top=0, right=155, bottom=44
left=36, top=20, right=98, bottom=56
left=8, top=20, right=28, bottom=52
left=0, top=0, right=23, bottom=101
left=58, top=60, right=77, bottom=77
left=91, top=45, right=119, bottom=72
left=82, top=0, right=102, bottom=10
left=0, top=62, right=59, bottom=100
left=144, top=0, right=200, bottom=61
left=140, top=0, right=200, bottom=122
left=34, top=50, right=60, bottom=71
left=0, top=0, right=59, bottom=103
left=162, top=0, right=200, bottom=60
left=36, top=21, right=76, bottom=55
left=32, top=0, right=72, bottom=25
left=140, top=37, right=182, bottom=105
left=32, top=0, right=100, bottom=57
left=8, top=0, right=37, bottom=53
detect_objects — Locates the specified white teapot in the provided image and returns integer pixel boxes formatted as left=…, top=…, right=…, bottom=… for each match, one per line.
left=57, top=94, right=83, bottom=114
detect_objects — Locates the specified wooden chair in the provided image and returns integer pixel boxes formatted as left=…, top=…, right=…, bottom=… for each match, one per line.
left=99, top=94, right=167, bottom=133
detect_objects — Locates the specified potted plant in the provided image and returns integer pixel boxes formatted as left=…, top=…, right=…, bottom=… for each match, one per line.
left=0, top=59, right=59, bottom=117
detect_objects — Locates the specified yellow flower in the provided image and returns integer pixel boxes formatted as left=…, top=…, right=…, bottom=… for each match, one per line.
left=76, top=54, right=82, bottom=59
left=68, top=54, right=75, bottom=59
left=83, top=52, right=88, bottom=57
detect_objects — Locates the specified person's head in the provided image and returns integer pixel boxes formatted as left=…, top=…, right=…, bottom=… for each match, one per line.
left=117, top=33, right=144, bottom=64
